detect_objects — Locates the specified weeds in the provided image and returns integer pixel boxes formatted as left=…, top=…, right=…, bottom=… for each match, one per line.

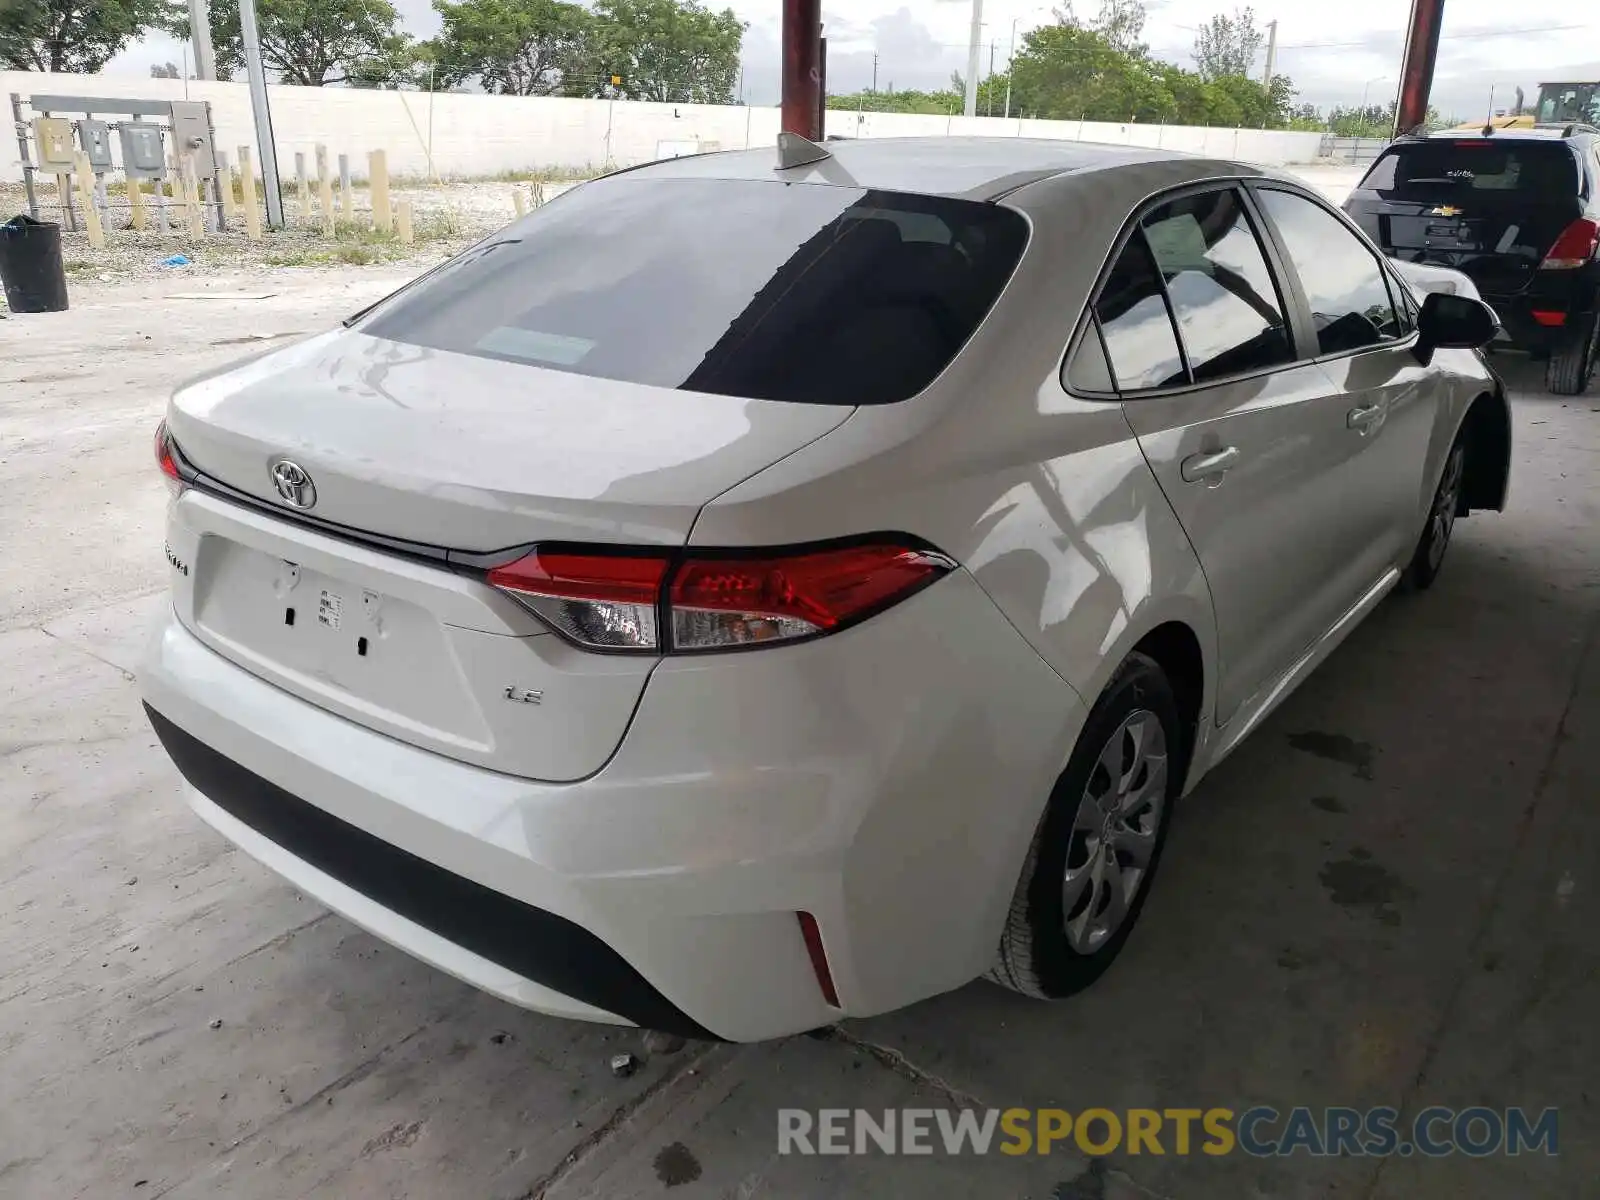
left=390, top=164, right=597, bottom=187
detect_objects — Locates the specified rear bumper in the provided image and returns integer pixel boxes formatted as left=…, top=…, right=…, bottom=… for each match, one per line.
left=140, top=569, right=1082, bottom=1042
left=1483, top=272, right=1598, bottom=352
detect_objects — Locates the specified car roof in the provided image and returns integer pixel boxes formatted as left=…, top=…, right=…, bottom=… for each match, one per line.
left=1412, top=126, right=1597, bottom=144
left=616, top=136, right=1259, bottom=201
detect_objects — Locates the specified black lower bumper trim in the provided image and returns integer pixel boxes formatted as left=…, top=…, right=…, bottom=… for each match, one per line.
left=144, top=703, right=717, bottom=1041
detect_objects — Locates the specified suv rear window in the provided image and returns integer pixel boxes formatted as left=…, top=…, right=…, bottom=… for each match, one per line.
left=1360, top=141, right=1579, bottom=196
left=363, top=177, right=1028, bottom=406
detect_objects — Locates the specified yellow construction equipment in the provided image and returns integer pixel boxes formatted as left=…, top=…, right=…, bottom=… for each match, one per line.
left=1443, top=83, right=1599, bottom=135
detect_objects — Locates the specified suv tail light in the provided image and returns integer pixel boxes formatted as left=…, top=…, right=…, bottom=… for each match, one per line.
left=1540, top=218, right=1599, bottom=270
left=154, top=421, right=183, bottom=496
left=487, top=540, right=955, bottom=654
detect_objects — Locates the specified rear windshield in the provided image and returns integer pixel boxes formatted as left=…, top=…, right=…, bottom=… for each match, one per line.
left=1360, top=141, right=1580, bottom=197
left=362, top=177, right=1028, bottom=406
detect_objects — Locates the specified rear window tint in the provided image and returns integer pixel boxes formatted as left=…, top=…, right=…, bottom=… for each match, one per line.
left=362, top=177, right=1027, bottom=406
left=1361, top=142, right=1579, bottom=196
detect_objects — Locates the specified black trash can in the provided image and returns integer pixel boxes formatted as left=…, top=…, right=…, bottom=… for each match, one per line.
left=0, top=214, right=70, bottom=314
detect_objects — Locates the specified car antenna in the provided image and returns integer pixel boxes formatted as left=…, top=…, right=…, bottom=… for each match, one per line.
left=776, top=131, right=831, bottom=170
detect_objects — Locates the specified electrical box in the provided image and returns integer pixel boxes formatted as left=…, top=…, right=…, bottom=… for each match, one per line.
left=78, top=119, right=114, bottom=170
left=119, top=123, right=167, bottom=178
left=31, top=117, right=75, bottom=171
left=168, top=100, right=216, bottom=175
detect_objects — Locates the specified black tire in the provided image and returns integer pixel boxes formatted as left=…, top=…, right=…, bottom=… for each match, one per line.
left=1545, top=312, right=1598, bottom=396
left=1402, top=433, right=1467, bottom=591
left=989, top=652, right=1182, bottom=999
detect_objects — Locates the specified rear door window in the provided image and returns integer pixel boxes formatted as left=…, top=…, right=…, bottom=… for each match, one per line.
left=363, top=177, right=1028, bottom=406
left=1361, top=142, right=1579, bottom=197
left=1140, top=189, right=1293, bottom=382
left=1257, top=188, right=1405, bottom=355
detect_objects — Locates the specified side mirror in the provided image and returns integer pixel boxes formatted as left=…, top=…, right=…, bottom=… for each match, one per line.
left=1415, top=291, right=1499, bottom=364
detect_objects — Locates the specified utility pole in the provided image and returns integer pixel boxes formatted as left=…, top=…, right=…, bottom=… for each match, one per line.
left=238, top=0, right=283, bottom=227
left=964, top=0, right=983, bottom=118
left=1004, top=17, right=1018, bottom=119
left=1262, top=19, right=1277, bottom=87
left=987, top=41, right=996, bottom=116
left=871, top=53, right=878, bottom=93
left=188, top=0, right=217, bottom=81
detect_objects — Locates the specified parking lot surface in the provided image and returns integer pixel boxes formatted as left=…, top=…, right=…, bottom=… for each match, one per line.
left=2, top=168, right=1596, bottom=1197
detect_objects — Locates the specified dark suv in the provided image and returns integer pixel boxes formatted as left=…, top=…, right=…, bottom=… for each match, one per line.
left=1343, top=125, right=1600, bottom=394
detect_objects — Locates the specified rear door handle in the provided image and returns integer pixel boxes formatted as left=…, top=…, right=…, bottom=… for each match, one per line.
left=1347, top=402, right=1385, bottom=431
left=1180, top=446, right=1241, bottom=484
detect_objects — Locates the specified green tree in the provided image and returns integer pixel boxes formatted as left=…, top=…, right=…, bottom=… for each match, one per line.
left=427, top=0, right=587, bottom=94
left=567, top=0, right=744, bottom=104
left=1329, top=101, right=1393, bottom=137
left=1055, top=0, right=1148, bottom=56
left=826, top=88, right=962, bottom=116
left=1192, top=7, right=1262, bottom=82
left=1, top=0, right=179, bottom=72
left=346, top=32, right=428, bottom=88
left=1010, top=22, right=1173, bottom=122
left=162, top=0, right=408, bottom=85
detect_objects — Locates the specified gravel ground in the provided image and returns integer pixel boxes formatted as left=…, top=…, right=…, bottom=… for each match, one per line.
left=3, top=160, right=1356, bottom=303
left=0, top=177, right=584, bottom=291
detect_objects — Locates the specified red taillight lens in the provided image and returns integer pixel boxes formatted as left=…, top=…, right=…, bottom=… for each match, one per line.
left=155, top=420, right=180, bottom=480
left=487, top=550, right=669, bottom=651
left=485, top=540, right=953, bottom=654
left=155, top=420, right=184, bottom=499
left=668, top=543, right=952, bottom=650
left=1540, top=218, right=1599, bottom=270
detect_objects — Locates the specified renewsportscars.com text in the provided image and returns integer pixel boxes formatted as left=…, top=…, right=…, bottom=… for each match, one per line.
left=777, top=1106, right=1559, bottom=1158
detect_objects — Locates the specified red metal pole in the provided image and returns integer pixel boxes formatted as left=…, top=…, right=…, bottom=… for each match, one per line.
left=817, top=36, right=828, bottom=139
left=1394, top=0, right=1445, bottom=136
left=782, top=0, right=823, bottom=139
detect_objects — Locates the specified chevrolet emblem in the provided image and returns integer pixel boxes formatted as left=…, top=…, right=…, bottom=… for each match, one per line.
left=1427, top=205, right=1463, bottom=217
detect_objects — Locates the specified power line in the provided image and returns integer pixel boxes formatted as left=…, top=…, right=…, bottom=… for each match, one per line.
left=1275, top=22, right=1590, bottom=50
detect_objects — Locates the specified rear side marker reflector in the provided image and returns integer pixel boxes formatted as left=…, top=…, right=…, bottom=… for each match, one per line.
left=1531, top=310, right=1567, bottom=327
left=797, top=912, right=840, bottom=1008
left=1540, top=218, right=1599, bottom=270
left=487, top=540, right=954, bottom=654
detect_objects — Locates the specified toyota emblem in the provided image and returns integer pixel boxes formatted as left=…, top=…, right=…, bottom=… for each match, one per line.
left=269, top=459, right=317, bottom=509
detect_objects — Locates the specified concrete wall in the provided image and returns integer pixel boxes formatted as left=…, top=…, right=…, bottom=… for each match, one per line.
left=3, top=71, right=1327, bottom=184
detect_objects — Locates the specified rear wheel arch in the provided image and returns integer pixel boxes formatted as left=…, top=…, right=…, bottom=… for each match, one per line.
left=1129, top=622, right=1204, bottom=792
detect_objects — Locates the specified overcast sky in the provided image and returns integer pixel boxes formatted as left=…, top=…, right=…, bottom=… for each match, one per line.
left=110, top=0, right=1600, bottom=119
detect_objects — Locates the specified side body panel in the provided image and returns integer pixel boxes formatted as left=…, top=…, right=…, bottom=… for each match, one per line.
left=1120, top=365, right=1383, bottom=726
left=693, top=160, right=1230, bottom=788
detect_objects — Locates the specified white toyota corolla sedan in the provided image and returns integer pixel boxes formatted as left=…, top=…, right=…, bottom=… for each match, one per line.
left=142, top=137, right=1511, bottom=1042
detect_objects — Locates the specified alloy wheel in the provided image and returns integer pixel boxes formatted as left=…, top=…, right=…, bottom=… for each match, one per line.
left=1061, top=709, right=1168, bottom=954
left=1426, top=444, right=1465, bottom=572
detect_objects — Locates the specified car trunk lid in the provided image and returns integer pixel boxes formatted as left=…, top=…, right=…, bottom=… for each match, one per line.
left=163, top=329, right=851, bottom=781
left=167, top=328, right=851, bottom=551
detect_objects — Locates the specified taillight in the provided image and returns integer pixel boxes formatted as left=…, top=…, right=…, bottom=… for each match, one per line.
left=668, top=543, right=950, bottom=649
left=154, top=421, right=183, bottom=497
left=487, top=550, right=670, bottom=651
left=1540, top=218, right=1599, bottom=270
left=487, top=539, right=954, bottom=654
